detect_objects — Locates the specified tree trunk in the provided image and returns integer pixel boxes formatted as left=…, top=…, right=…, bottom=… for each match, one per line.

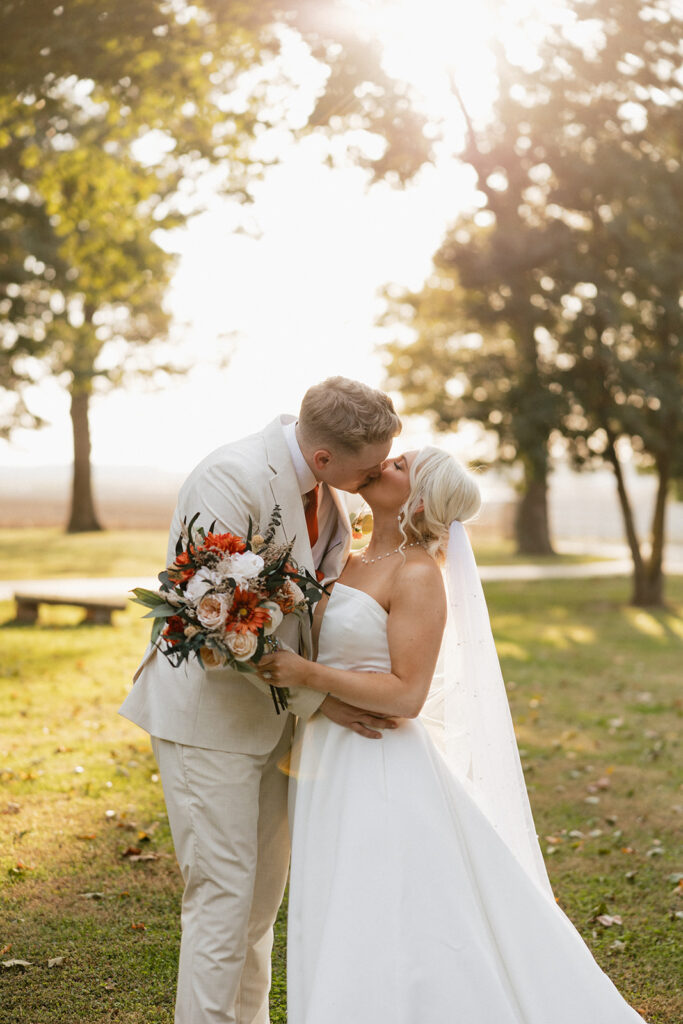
left=515, top=471, right=555, bottom=555
left=67, top=388, right=103, bottom=533
left=604, top=430, right=667, bottom=608
left=631, top=454, right=670, bottom=607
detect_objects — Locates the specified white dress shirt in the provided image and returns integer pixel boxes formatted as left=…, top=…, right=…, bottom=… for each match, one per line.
left=283, top=419, right=337, bottom=572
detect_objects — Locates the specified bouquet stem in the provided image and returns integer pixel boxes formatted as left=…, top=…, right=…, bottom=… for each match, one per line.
left=270, top=685, right=288, bottom=715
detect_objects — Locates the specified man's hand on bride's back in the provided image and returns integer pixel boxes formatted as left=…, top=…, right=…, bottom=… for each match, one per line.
left=258, top=652, right=400, bottom=738
left=318, top=695, right=399, bottom=740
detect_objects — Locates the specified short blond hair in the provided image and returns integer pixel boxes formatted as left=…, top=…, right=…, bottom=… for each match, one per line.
left=400, top=446, right=481, bottom=563
left=298, top=377, right=401, bottom=452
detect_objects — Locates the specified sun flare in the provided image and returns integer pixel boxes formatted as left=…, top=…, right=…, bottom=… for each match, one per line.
left=344, top=0, right=574, bottom=129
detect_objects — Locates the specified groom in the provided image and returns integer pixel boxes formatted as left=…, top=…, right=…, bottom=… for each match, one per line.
left=119, top=377, right=401, bottom=1024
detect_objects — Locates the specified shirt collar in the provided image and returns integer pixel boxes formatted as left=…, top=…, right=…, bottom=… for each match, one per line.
left=283, top=419, right=317, bottom=496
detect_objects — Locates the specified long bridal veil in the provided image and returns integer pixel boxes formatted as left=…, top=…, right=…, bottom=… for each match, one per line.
left=420, top=520, right=555, bottom=900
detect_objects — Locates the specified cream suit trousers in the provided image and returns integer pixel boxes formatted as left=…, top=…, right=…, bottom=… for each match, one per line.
left=152, top=719, right=293, bottom=1024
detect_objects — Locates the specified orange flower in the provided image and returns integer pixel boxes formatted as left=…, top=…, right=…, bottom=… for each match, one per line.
left=167, top=550, right=196, bottom=584
left=226, top=587, right=271, bottom=635
left=201, top=532, right=246, bottom=555
left=274, top=587, right=296, bottom=614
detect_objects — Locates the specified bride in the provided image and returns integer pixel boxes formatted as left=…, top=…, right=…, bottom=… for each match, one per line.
left=260, top=447, right=649, bottom=1024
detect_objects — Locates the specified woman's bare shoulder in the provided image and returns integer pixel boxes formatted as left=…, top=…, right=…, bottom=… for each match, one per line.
left=391, top=549, right=446, bottom=606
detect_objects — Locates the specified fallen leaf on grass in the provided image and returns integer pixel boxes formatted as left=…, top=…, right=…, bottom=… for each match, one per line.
left=76, top=833, right=97, bottom=841
left=127, top=852, right=162, bottom=863
left=47, top=956, right=64, bottom=968
left=7, top=861, right=32, bottom=878
left=1, top=803, right=21, bottom=815
left=102, top=978, right=116, bottom=990
left=609, top=940, right=626, bottom=952
left=671, top=911, right=683, bottom=921
left=121, top=846, right=142, bottom=858
left=596, top=914, right=623, bottom=927
left=0, top=945, right=11, bottom=955
left=131, top=922, right=146, bottom=931
left=2, top=959, right=33, bottom=970
left=79, top=892, right=105, bottom=900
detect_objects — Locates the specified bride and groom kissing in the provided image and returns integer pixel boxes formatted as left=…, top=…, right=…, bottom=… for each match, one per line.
left=119, top=377, right=649, bottom=1024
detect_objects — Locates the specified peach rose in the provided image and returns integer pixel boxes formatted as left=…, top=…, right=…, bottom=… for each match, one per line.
left=200, top=646, right=226, bottom=669
left=226, top=631, right=258, bottom=662
left=197, top=593, right=230, bottom=631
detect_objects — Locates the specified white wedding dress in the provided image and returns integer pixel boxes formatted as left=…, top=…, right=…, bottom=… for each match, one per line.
left=287, top=582, right=648, bottom=1024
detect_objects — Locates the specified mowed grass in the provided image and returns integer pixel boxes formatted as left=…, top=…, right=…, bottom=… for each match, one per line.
left=0, top=539, right=681, bottom=1022
left=0, top=527, right=599, bottom=580
left=0, top=528, right=168, bottom=579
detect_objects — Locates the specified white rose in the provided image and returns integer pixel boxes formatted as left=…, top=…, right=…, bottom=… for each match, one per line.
left=226, top=631, right=258, bottom=661
left=262, top=601, right=283, bottom=636
left=184, top=567, right=215, bottom=603
left=197, top=593, right=230, bottom=631
left=222, top=551, right=264, bottom=586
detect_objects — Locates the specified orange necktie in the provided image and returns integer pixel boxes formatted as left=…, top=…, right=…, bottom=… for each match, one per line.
left=304, top=485, right=319, bottom=549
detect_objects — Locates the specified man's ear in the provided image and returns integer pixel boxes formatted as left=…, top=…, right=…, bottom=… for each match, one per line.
left=312, top=449, right=331, bottom=472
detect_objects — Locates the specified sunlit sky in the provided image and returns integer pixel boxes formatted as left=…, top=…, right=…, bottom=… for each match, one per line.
left=1, top=0, right=576, bottom=472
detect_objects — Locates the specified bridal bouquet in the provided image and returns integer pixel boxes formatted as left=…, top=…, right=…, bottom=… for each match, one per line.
left=131, top=506, right=325, bottom=713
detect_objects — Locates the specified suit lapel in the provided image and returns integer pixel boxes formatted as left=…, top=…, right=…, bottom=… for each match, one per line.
left=262, top=415, right=315, bottom=577
left=262, top=416, right=315, bottom=658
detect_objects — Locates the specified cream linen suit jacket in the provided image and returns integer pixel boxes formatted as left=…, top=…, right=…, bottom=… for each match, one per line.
left=119, top=415, right=352, bottom=755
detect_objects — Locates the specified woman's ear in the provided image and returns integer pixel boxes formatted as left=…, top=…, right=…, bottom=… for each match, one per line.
left=415, top=499, right=425, bottom=514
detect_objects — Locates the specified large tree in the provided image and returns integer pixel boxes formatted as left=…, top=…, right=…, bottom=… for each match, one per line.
left=383, top=0, right=682, bottom=587
left=0, top=0, right=431, bottom=530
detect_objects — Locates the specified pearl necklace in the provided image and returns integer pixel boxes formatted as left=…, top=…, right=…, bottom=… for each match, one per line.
left=360, top=542, right=418, bottom=565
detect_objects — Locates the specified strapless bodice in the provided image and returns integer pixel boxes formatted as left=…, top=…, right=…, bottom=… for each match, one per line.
left=316, top=582, right=391, bottom=674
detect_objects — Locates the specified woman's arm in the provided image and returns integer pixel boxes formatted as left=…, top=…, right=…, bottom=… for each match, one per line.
left=260, top=560, right=447, bottom=718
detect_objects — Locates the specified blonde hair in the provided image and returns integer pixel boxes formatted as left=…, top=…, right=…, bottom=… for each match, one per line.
left=399, top=446, right=481, bottom=562
left=299, top=377, right=401, bottom=453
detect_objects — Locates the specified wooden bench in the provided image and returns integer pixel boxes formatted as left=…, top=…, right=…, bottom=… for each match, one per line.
left=13, top=592, right=127, bottom=625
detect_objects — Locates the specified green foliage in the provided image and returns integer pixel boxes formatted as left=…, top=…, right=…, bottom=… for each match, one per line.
left=0, top=1, right=433, bottom=435
left=383, top=0, right=682, bottom=583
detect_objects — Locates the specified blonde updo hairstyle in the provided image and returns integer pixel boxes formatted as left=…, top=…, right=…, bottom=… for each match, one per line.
left=399, top=446, right=481, bottom=563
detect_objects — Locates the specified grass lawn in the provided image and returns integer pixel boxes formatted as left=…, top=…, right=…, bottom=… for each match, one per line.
left=0, top=528, right=169, bottom=580
left=0, top=527, right=604, bottom=582
left=0, top=568, right=681, bottom=1021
